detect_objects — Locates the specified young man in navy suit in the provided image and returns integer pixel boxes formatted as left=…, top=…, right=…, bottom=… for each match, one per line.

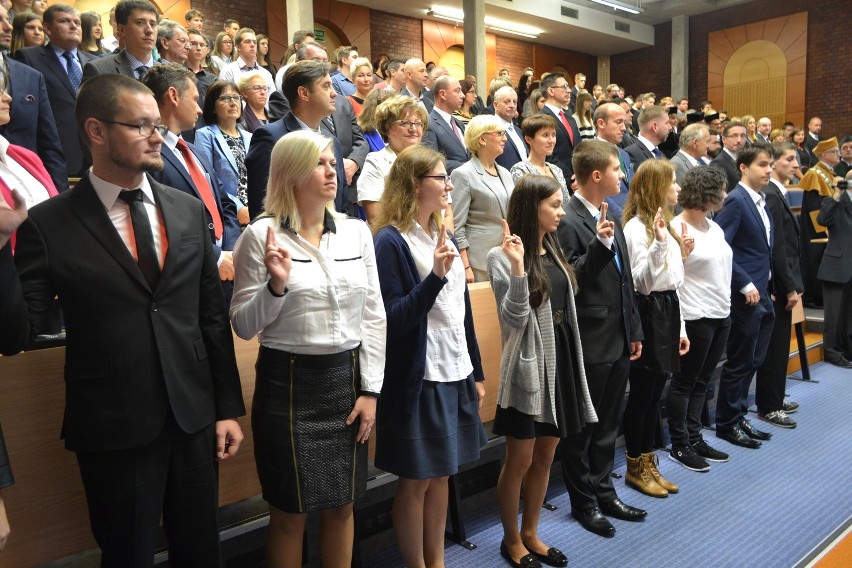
left=540, top=72, right=581, bottom=180
left=142, top=64, right=241, bottom=303
left=714, top=143, right=776, bottom=449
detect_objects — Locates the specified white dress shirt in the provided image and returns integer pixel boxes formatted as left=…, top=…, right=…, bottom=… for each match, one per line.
left=497, top=116, right=527, bottom=161
left=230, top=214, right=386, bottom=394
left=400, top=224, right=472, bottom=383
left=357, top=146, right=396, bottom=203
left=219, top=57, right=276, bottom=106
left=89, top=169, right=167, bottom=268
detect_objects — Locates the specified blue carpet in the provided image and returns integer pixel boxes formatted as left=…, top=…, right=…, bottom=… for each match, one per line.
left=364, top=362, right=852, bottom=567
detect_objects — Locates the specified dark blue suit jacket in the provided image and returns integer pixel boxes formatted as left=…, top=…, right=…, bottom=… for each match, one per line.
left=2, top=59, right=68, bottom=191
left=541, top=105, right=581, bottom=180
left=715, top=184, right=774, bottom=295
left=148, top=139, right=240, bottom=257
left=245, top=112, right=348, bottom=219
left=15, top=46, right=97, bottom=177
left=422, top=109, right=470, bottom=174
left=495, top=124, right=527, bottom=171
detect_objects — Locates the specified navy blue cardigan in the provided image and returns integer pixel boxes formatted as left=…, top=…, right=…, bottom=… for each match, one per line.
left=374, top=227, right=484, bottom=416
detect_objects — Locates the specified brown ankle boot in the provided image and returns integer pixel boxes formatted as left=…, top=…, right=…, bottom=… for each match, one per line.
left=643, top=452, right=679, bottom=494
left=625, top=453, right=668, bottom=498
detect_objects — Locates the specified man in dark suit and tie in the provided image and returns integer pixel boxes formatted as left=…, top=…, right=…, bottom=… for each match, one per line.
left=711, top=121, right=748, bottom=193
left=246, top=60, right=349, bottom=218
left=805, top=116, right=822, bottom=154
left=422, top=74, right=470, bottom=174
left=492, top=85, right=527, bottom=171
left=0, top=4, right=68, bottom=192
left=142, top=64, right=241, bottom=302
left=623, top=105, right=671, bottom=171
left=714, top=144, right=776, bottom=449
left=557, top=140, right=645, bottom=537
left=755, top=142, right=804, bottom=427
left=816, top=173, right=852, bottom=368
left=540, top=72, right=581, bottom=181
left=593, top=102, right=633, bottom=219
left=0, top=74, right=245, bottom=566
left=82, top=0, right=158, bottom=81
left=15, top=3, right=97, bottom=178
left=755, top=117, right=772, bottom=144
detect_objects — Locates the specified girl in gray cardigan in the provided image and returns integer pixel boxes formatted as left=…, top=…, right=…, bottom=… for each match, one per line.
left=487, top=175, right=597, bottom=568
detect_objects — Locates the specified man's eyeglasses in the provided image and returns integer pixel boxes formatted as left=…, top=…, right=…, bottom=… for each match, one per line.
left=551, top=84, right=570, bottom=90
left=395, top=120, right=424, bottom=130
left=97, top=119, right=168, bottom=138
left=218, top=95, right=242, bottom=103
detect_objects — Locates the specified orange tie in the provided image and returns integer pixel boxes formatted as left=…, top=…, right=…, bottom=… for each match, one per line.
left=175, top=138, right=223, bottom=240
left=559, top=110, right=576, bottom=145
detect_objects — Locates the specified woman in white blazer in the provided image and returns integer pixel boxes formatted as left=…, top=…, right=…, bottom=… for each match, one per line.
left=451, top=115, right=516, bottom=283
left=195, top=80, right=253, bottom=225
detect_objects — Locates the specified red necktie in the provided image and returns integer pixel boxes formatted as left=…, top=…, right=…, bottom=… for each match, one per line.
left=558, top=110, right=575, bottom=145
left=175, top=139, right=223, bottom=240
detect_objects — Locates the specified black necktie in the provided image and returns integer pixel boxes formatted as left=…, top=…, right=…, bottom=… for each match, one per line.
left=117, top=189, right=160, bottom=289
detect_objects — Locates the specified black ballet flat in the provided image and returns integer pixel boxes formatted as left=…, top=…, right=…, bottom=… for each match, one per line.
left=523, top=542, right=569, bottom=567
left=500, top=540, right=543, bottom=568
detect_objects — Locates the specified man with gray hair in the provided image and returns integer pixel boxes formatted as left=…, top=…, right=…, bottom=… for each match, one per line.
left=492, top=85, right=527, bottom=171
left=756, top=117, right=772, bottom=143
left=156, top=20, right=189, bottom=64
left=623, top=105, right=671, bottom=170
left=670, top=123, right=711, bottom=183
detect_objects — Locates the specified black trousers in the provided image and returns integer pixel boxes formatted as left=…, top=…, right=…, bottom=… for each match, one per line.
left=715, top=293, right=775, bottom=429
left=755, top=296, right=793, bottom=413
left=559, top=355, right=629, bottom=510
left=666, top=317, right=730, bottom=446
left=76, top=417, right=221, bottom=568
left=822, top=280, right=852, bottom=358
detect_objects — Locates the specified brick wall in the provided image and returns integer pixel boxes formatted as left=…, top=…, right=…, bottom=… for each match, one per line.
left=369, top=10, right=422, bottom=60
left=495, top=36, right=532, bottom=84
left=189, top=0, right=268, bottom=38
left=609, top=20, right=671, bottom=100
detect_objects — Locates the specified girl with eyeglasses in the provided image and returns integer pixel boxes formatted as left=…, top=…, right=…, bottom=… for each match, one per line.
left=373, top=144, right=486, bottom=568
left=210, top=32, right=234, bottom=75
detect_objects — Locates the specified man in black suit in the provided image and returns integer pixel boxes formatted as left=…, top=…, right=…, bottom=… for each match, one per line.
left=817, top=176, right=852, bottom=368
left=624, top=105, right=671, bottom=171
left=540, top=72, right=581, bottom=180
left=142, top=64, right=241, bottom=302
left=567, top=72, right=586, bottom=114
left=0, top=74, right=245, bottom=566
left=15, top=3, right=97, bottom=178
left=82, top=0, right=158, bottom=81
left=805, top=116, right=822, bottom=153
left=0, top=4, right=68, bottom=192
left=246, top=60, right=349, bottom=218
left=711, top=121, right=747, bottom=192
left=755, top=143, right=804, bottom=428
left=399, top=58, right=433, bottom=113
left=422, top=74, right=470, bottom=174
left=714, top=144, right=776, bottom=449
left=557, top=140, right=645, bottom=537
left=492, top=85, right=527, bottom=171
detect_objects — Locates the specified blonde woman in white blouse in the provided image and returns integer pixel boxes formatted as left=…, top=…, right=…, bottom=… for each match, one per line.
left=230, top=130, right=386, bottom=568
left=620, top=159, right=693, bottom=498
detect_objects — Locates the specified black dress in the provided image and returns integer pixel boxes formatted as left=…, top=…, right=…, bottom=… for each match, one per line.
left=492, top=253, right=586, bottom=438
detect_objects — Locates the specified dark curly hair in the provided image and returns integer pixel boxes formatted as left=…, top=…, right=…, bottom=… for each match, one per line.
left=678, top=165, right=728, bottom=211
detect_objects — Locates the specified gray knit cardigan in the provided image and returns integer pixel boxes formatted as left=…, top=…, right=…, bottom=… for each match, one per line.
left=486, top=245, right=598, bottom=426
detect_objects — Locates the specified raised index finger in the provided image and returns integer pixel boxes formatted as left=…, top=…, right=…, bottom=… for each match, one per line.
left=437, top=227, right=446, bottom=247
left=599, top=202, right=608, bottom=221
left=502, top=219, right=511, bottom=238
left=681, top=221, right=688, bottom=235
left=266, top=226, right=276, bottom=248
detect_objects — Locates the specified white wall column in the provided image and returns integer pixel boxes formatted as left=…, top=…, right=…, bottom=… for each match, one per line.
left=671, top=15, right=689, bottom=101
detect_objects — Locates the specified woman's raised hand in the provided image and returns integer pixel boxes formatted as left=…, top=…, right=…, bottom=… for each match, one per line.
left=432, top=228, right=459, bottom=279
left=264, top=226, right=291, bottom=294
left=653, top=207, right=668, bottom=242
left=501, top=219, right=525, bottom=276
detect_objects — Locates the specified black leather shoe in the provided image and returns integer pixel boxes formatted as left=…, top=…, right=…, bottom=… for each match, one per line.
left=716, top=425, right=761, bottom=449
left=599, top=498, right=647, bottom=521
left=522, top=541, right=568, bottom=567
left=500, top=540, right=542, bottom=568
left=825, top=354, right=852, bottom=368
left=571, top=507, right=615, bottom=537
left=740, top=418, right=772, bottom=440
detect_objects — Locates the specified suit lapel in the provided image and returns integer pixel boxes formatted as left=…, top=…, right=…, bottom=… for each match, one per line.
left=432, top=112, right=466, bottom=153
left=739, top=185, right=770, bottom=248
left=40, top=46, right=76, bottom=97
left=570, top=195, right=597, bottom=237
left=212, top=126, right=239, bottom=175
left=150, top=177, right=182, bottom=282
left=473, top=157, right=508, bottom=217
left=161, top=145, right=199, bottom=197
left=69, top=175, right=150, bottom=290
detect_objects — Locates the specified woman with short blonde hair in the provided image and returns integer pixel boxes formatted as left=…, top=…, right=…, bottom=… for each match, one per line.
left=347, top=57, right=374, bottom=115
left=238, top=72, right=269, bottom=133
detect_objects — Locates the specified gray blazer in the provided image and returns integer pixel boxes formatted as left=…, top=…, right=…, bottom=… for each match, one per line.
left=422, top=109, right=470, bottom=173
left=487, top=246, right=597, bottom=424
left=670, top=150, right=697, bottom=184
left=82, top=49, right=136, bottom=80
left=451, top=156, right=515, bottom=275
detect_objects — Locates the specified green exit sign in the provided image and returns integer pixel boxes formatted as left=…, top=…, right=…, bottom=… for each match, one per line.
left=314, top=29, right=325, bottom=41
